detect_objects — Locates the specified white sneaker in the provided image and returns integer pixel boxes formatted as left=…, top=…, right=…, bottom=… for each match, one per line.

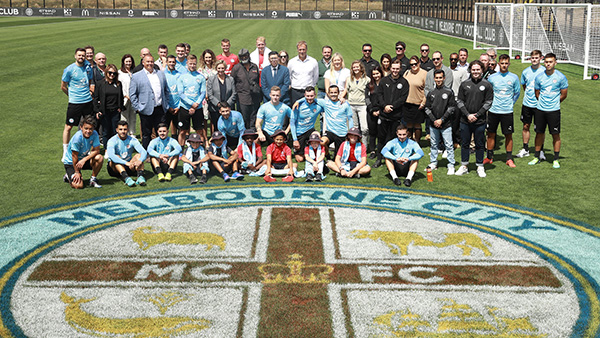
left=455, top=165, right=468, bottom=176
left=516, top=148, right=530, bottom=158
left=447, top=166, right=455, bottom=175
left=442, top=150, right=448, bottom=159
left=539, top=150, right=546, bottom=161
left=477, top=166, right=487, bottom=178
left=425, top=164, right=437, bottom=171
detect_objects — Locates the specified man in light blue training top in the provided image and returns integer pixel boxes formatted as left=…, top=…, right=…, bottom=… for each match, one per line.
left=381, top=124, right=424, bottom=187
left=177, top=54, right=206, bottom=146
left=256, top=86, right=292, bottom=146
left=106, top=120, right=148, bottom=187
left=61, top=47, right=94, bottom=161
left=290, top=86, right=323, bottom=163
left=164, top=55, right=181, bottom=139
left=217, top=101, right=246, bottom=149
left=485, top=54, right=520, bottom=168
left=62, top=116, right=104, bottom=189
left=529, top=52, right=568, bottom=169
left=314, top=85, right=354, bottom=158
left=517, top=49, right=544, bottom=160
left=147, top=123, right=181, bottom=182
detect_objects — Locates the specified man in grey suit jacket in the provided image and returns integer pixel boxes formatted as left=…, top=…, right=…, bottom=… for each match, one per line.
left=130, top=54, right=171, bottom=149
left=261, top=51, right=291, bottom=105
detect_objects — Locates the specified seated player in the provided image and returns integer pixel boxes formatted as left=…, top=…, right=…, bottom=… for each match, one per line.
left=62, top=116, right=104, bottom=189
left=208, top=130, right=243, bottom=182
left=147, top=123, right=182, bottom=182
left=381, top=124, right=424, bottom=187
left=326, top=127, right=371, bottom=179
left=304, top=132, right=326, bottom=182
left=181, top=133, right=209, bottom=184
left=106, top=120, right=148, bottom=187
left=237, top=129, right=266, bottom=176
left=264, top=129, right=295, bottom=182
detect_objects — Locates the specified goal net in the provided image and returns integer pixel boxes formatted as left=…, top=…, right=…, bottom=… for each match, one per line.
left=474, top=3, right=600, bottom=80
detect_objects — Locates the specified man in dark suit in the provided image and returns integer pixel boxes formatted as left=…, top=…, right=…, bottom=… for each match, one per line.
left=130, top=54, right=171, bottom=149
left=261, top=51, right=291, bottom=105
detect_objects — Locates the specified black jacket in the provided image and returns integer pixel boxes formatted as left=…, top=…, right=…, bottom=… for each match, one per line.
left=93, top=78, right=124, bottom=114
left=425, top=86, right=456, bottom=129
left=456, top=77, right=493, bottom=125
left=374, top=75, right=409, bottom=121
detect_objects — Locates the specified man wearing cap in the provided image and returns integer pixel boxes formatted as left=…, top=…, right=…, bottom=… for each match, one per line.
left=231, top=48, right=261, bottom=130
left=217, top=101, right=245, bottom=149
left=261, top=51, right=291, bottom=104
left=290, top=86, right=323, bottom=163
left=304, top=132, right=326, bottom=182
left=208, top=130, right=243, bottom=182
left=256, top=86, right=292, bottom=146
left=288, top=40, right=320, bottom=105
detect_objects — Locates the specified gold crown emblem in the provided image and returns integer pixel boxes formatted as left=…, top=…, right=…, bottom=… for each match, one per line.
left=258, top=254, right=334, bottom=284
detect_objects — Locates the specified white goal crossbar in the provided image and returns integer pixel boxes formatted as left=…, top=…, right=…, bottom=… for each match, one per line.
left=474, top=3, right=600, bottom=80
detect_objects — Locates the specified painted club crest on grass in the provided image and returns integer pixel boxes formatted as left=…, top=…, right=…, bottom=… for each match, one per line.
left=0, top=185, right=598, bottom=337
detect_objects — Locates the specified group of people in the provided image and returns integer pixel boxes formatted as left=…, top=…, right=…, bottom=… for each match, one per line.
left=60, top=37, right=568, bottom=189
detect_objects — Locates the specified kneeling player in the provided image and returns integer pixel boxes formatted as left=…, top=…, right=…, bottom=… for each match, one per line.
left=62, top=116, right=104, bottom=189
left=148, top=123, right=182, bottom=182
left=106, top=120, right=148, bottom=187
left=381, top=124, right=424, bottom=187
left=327, top=127, right=371, bottom=179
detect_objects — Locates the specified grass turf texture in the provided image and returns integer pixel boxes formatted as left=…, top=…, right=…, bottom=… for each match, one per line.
left=0, top=17, right=598, bottom=228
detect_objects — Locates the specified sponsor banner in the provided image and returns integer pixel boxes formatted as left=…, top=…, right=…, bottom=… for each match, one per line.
left=2, top=7, right=381, bottom=20
left=0, top=7, right=20, bottom=16
left=388, top=13, right=507, bottom=46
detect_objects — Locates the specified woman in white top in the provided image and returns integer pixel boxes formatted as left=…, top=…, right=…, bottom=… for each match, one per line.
left=323, top=52, right=350, bottom=99
left=346, top=60, right=371, bottom=148
left=200, top=49, right=218, bottom=135
left=118, top=54, right=136, bottom=136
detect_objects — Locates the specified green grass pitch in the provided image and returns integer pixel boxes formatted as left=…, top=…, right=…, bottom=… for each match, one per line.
left=0, top=17, right=598, bottom=228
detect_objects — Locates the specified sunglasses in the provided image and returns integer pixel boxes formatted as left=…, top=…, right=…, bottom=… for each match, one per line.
left=279, top=55, right=287, bottom=58
left=363, top=49, right=372, bottom=52
left=410, top=63, right=418, bottom=66
left=421, top=49, right=429, bottom=52
left=449, top=58, right=458, bottom=61
left=432, top=58, right=441, bottom=61
left=107, top=71, right=117, bottom=75
left=396, top=47, right=404, bottom=50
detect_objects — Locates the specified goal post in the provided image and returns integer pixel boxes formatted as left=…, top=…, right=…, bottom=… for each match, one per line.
left=474, top=2, right=600, bottom=80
